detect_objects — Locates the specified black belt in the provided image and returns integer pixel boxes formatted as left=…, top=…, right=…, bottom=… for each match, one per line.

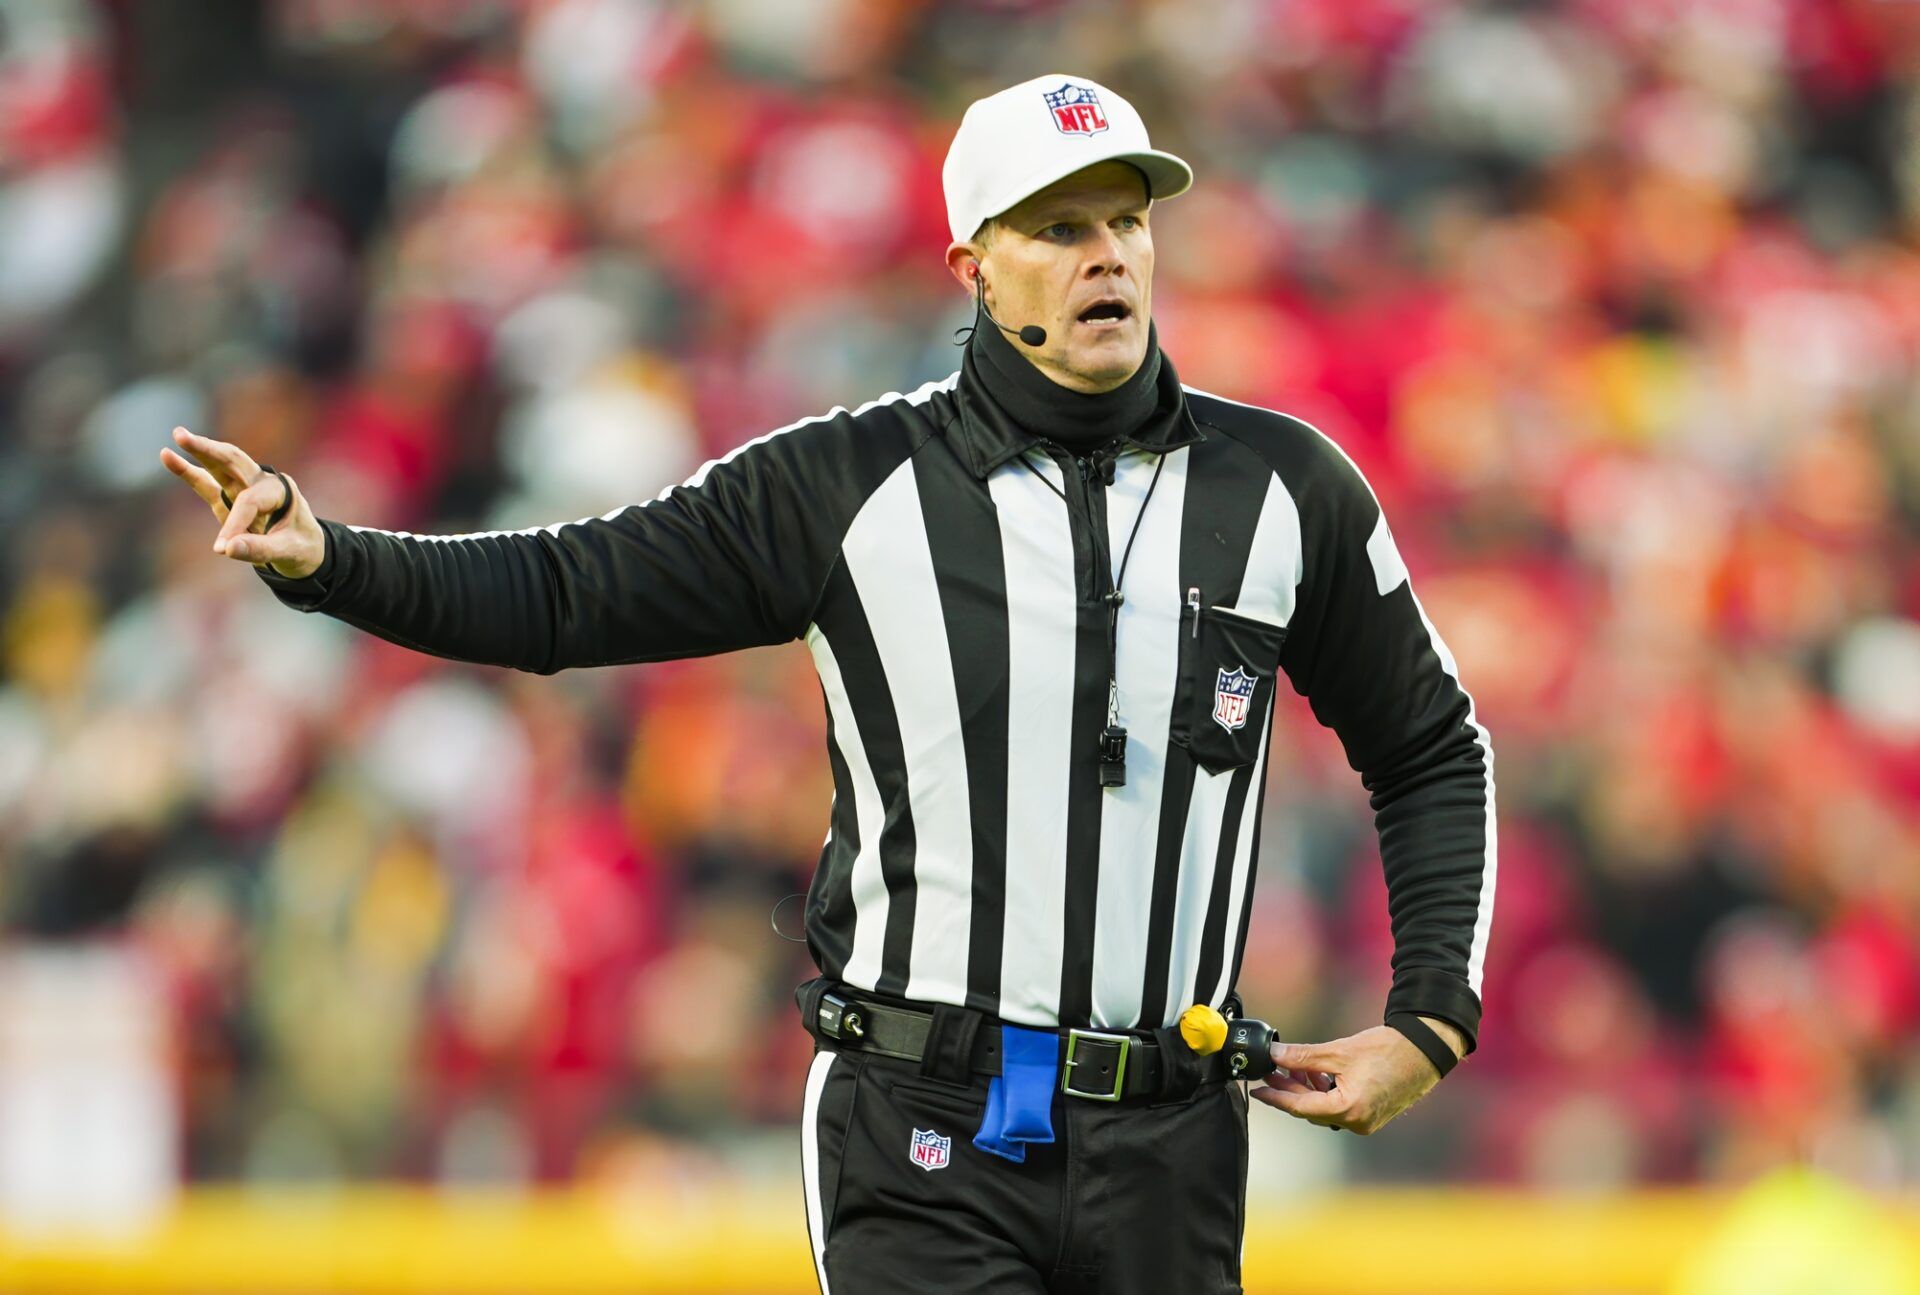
left=795, top=978, right=1239, bottom=1104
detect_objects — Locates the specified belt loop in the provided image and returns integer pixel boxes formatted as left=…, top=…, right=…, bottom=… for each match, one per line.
left=794, top=972, right=825, bottom=1037
left=794, top=976, right=832, bottom=1043
left=919, top=1003, right=983, bottom=1083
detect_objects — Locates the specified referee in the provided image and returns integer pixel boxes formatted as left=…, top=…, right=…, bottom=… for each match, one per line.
left=162, top=73, right=1496, bottom=1295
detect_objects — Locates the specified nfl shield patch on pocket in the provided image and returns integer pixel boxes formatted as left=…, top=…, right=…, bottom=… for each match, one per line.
left=1213, top=666, right=1255, bottom=732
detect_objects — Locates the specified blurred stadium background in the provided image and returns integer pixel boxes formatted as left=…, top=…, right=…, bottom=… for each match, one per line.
left=1, top=0, right=1918, bottom=1291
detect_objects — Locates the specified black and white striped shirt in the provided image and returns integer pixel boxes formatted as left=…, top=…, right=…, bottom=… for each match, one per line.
left=261, top=348, right=1496, bottom=1046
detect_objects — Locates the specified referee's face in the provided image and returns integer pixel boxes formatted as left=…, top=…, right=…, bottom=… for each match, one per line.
left=948, top=161, right=1155, bottom=395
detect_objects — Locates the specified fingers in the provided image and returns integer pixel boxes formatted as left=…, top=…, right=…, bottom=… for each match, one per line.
left=170, top=426, right=256, bottom=493
left=1253, top=1083, right=1345, bottom=1121
left=159, top=446, right=229, bottom=515
left=213, top=476, right=290, bottom=552
left=1250, top=1030, right=1435, bottom=1136
left=1271, top=1040, right=1340, bottom=1074
left=1268, top=1065, right=1336, bottom=1092
left=1253, top=1081, right=1387, bottom=1134
left=218, top=528, right=300, bottom=566
left=1255, top=1040, right=1360, bottom=1130
left=214, top=486, right=264, bottom=551
left=1259, top=1070, right=1321, bottom=1097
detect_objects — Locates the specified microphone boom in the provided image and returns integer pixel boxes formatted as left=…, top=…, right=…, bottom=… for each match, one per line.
left=974, top=274, right=1048, bottom=348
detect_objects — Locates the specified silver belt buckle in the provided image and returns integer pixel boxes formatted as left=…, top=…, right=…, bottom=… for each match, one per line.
left=1062, top=1028, right=1130, bottom=1101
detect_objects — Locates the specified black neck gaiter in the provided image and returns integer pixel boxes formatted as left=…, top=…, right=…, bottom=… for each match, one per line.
left=967, top=309, right=1164, bottom=449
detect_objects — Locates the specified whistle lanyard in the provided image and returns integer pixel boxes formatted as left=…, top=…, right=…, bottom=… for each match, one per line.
left=1016, top=443, right=1169, bottom=786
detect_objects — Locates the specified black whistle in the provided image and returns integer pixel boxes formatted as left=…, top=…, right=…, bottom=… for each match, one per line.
left=1224, top=1018, right=1278, bottom=1081
left=1097, top=724, right=1128, bottom=786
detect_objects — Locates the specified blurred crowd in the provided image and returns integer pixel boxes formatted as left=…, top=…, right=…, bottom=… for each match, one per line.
left=1, top=0, right=1917, bottom=1194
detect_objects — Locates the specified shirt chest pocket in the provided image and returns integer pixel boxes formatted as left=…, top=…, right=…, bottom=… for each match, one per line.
left=1170, top=590, right=1288, bottom=776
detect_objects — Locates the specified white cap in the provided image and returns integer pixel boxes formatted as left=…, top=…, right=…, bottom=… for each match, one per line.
left=942, top=73, right=1193, bottom=245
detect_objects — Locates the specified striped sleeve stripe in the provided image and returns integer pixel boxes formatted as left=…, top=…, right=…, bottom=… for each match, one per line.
left=1403, top=577, right=1498, bottom=995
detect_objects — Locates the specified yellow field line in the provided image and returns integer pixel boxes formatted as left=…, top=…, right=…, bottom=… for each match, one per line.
left=1, top=1187, right=1916, bottom=1293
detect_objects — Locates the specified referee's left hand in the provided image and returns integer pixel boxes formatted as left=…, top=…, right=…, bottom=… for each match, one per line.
left=1250, top=1017, right=1466, bottom=1136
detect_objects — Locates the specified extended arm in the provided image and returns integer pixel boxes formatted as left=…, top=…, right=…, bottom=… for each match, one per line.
left=164, top=412, right=901, bottom=673
left=257, top=484, right=811, bottom=674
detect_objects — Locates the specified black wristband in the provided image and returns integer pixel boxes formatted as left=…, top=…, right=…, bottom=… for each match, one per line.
left=1385, top=1011, right=1460, bottom=1079
left=223, top=466, right=294, bottom=530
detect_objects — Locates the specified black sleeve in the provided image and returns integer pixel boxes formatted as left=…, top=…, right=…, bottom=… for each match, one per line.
left=1276, top=436, right=1496, bottom=1055
left=257, top=411, right=911, bottom=674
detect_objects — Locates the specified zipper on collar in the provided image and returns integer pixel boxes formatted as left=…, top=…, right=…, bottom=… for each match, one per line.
left=1067, top=446, right=1127, bottom=787
left=1049, top=441, right=1114, bottom=608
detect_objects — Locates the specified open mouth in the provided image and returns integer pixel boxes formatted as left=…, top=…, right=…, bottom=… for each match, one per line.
left=1076, top=300, right=1133, bottom=326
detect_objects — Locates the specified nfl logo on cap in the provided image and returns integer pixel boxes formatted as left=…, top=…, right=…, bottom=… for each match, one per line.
left=1043, top=82, right=1109, bottom=136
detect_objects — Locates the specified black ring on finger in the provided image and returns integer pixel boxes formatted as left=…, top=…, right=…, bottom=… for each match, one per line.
left=220, top=466, right=291, bottom=522
left=219, top=468, right=292, bottom=526
left=258, top=465, right=293, bottom=530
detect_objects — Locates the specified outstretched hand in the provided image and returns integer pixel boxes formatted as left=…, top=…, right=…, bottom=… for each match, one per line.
left=1250, top=1016, right=1465, bottom=1136
left=160, top=427, right=325, bottom=579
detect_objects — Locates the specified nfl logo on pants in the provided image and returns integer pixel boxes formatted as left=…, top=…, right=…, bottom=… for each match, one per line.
left=909, top=1127, right=951, bottom=1171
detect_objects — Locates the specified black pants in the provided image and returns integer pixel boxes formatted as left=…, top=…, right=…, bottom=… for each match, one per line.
left=800, top=1043, right=1249, bottom=1293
